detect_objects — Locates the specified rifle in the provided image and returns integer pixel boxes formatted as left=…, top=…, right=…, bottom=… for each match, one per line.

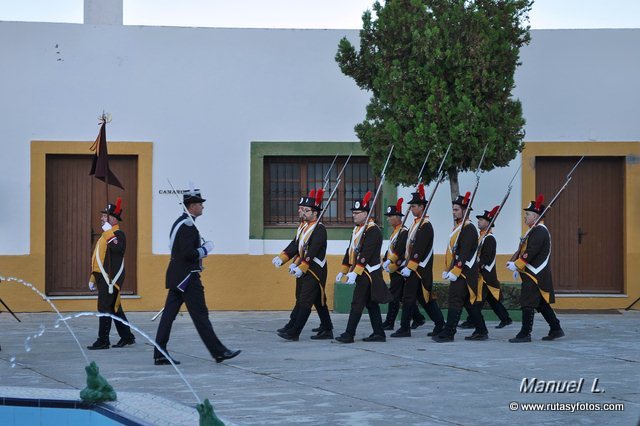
left=448, top=144, right=488, bottom=268
left=407, top=143, right=452, bottom=252
left=475, top=164, right=521, bottom=258
left=349, top=146, right=394, bottom=267
left=400, top=149, right=432, bottom=230
left=510, top=155, right=584, bottom=262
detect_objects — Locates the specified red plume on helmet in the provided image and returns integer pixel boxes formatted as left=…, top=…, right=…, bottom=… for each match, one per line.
left=308, top=189, right=315, bottom=198
left=463, top=191, right=471, bottom=206
left=315, top=188, right=324, bottom=206
left=418, top=183, right=425, bottom=200
left=114, top=197, right=122, bottom=215
left=488, top=205, right=499, bottom=218
left=362, top=191, right=372, bottom=207
left=535, top=194, right=544, bottom=211
left=395, top=198, right=403, bottom=212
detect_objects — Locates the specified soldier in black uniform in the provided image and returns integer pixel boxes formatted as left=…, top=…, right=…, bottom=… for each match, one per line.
left=464, top=207, right=512, bottom=341
left=507, top=195, right=565, bottom=343
left=381, top=198, right=427, bottom=331
left=335, top=192, right=392, bottom=343
left=153, top=190, right=241, bottom=365
left=391, top=187, right=445, bottom=338
left=434, top=193, right=486, bottom=343
left=87, top=199, right=136, bottom=350
left=275, top=190, right=333, bottom=340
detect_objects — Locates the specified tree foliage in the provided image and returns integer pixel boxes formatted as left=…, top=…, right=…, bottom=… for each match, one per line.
left=336, top=0, right=532, bottom=197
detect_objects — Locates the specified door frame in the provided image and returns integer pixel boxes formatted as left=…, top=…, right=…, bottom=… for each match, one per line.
left=31, top=141, right=152, bottom=298
left=521, top=141, right=640, bottom=308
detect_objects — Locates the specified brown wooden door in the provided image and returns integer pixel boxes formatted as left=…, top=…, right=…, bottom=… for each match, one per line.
left=46, top=154, right=138, bottom=295
left=535, top=156, right=623, bottom=293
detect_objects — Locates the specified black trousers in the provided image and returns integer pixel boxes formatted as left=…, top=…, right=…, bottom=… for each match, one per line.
left=154, top=274, right=227, bottom=359
left=95, top=275, right=134, bottom=342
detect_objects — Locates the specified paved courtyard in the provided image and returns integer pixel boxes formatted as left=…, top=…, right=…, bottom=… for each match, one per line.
left=1, top=310, right=639, bottom=425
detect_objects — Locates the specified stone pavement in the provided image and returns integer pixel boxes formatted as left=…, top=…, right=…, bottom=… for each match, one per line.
left=0, top=310, right=638, bottom=425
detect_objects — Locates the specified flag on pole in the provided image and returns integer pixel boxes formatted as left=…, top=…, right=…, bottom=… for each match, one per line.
left=89, top=120, right=124, bottom=189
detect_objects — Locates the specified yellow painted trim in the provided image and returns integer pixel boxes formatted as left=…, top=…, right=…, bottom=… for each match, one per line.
left=521, top=141, right=640, bottom=309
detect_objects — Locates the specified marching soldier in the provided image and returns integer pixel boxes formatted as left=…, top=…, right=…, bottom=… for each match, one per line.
left=335, top=192, right=392, bottom=343
left=381, top=199, right=427, bottom=331
left=87, top=198, right=136, bottom=350
left=507, top=195, right=565, bottom=342
left=154, top=189, right=241, bottom=364
left=392, top=186, right=445, bottom=338
left=469, top=207, right=512, bottom=340
left=274, top=190, right=334, bottom=340
left=434, top=192, right=486, bottom=342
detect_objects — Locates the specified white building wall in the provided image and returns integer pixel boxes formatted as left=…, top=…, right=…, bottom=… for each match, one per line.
left=0, top=22, right=638, bottom=256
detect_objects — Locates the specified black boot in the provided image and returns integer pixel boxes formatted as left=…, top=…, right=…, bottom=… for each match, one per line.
left=278, top=306, right=311, bottom=341
left=509, top=308, right=534, bottom=343
left=391, top=303, right=414, bottom=337
left=382, top=300, right=400, bottom=330
left=432, top=308, right=461, bottom=343
left=539, top=303, right=565, bottom=340
left=366, top=303, right=385, bottom=340
left=88, top=317, right=111, bottom=350
left=335, top=310, right=362, bottom=343
left=424, top=300, right=445, bottom=336
left=278, top=306, right=298, bottom=333
left=465, top=305, right=488, bottom=341
left=316, top=303, right=334, bottom=332
left=488, top=297, right=512, bottom=327
left=458, top=307, right=475, bottom=329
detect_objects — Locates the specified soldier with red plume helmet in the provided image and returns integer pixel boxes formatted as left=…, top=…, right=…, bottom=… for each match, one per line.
left=507, top=194, right=565, bottom=343
left=87, top=197, right=136, bottom=350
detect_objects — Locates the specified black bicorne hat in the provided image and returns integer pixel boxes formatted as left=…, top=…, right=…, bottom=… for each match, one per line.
left=183, top=189, right=206, bottom=205
left=384, top=198, right=404, bottom=216
left=524, top=194, right=546, bottom=215
left=407, top=183, right=427, bottom=205
left=453, top=192, right=473, bottom=211
left=476, top=206, right=500, bottom=226
left=351, top=191, right=372, bottom=211
left=299, top=189, right=324, bottom=211
left=102, top=197, right=123, bottom=221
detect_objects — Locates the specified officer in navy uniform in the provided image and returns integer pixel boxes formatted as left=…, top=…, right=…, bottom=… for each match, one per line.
left=275, top=190, right=334, bottom=340
left=153, top=189, right=241, bottom=364
left=507, top=195, right=565, bottom=343
left=391, top=187, right=445, bottom=338
left=273, top=191, right=334, bottom=340
left=381, top=198, right=427, bottom=331
left=87, top=199, right=136, bottom=350
left=434, top=193, right=485, bottom=343
left=474, top=207, right=512, bottom=332
left=335, top=192, right=392, bottom=343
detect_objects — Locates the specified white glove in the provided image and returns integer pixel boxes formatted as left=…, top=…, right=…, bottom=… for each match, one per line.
left=289, top=263, right=297, bottom=274
left=445, top=271, right=458, bottom=281
left=441, top=271, right=449, bottom=280
left=88, top=281, right=96, bottom=291
left=513, top=271, right=520, bottom=280
left=272, top=256, right=283, bottom=268
left=506, top=261, right=518, bottom=272
left=101, top=222, right=112, bottom=232
left=335, top=272, right=344, bottom=282
left=290, top=266, right=303, bottom=278
left=382, top=259, right=392, bottom=272
left=400, top=267, right=412, bottom=277
left=346, top=271, right=357, bottom=284
left=202, top=241, right=214, bottom=253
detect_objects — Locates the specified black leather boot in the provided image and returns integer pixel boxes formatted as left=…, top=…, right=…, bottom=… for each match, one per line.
left=278, top=306, right=298, bottom=333
left=464, top=305, right=488, bottom=341
left=424, top=299, right=445, bottom=336
left=335, top=310, right=362, bottom=343
left=87, top=317, right=111, bottom=350
left=488, top=296, right=512, bottom=327
left=382, top=300, right=400, bottom=330
left=367, top=303, right=386, bottom=339
left=539, top=303, right=565, bottom=341
left=432, top=308, right=461, bottom=343
left=391, top=304, right=414, bottom=337
left=509, top=308, right=534, bottom=343
left=458, top=307, right=475, bottom=329
left=278, top=306, right=311, bottom=341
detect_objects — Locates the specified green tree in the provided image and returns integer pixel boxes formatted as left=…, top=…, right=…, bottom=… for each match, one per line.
left=336, top=0, right=532, bottom=200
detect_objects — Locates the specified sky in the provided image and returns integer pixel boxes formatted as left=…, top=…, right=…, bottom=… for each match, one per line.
left=0, top=0, right=639, bottom=29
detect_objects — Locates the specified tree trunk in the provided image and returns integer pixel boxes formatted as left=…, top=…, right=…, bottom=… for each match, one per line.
left=447, top=168, right=459, bottom=202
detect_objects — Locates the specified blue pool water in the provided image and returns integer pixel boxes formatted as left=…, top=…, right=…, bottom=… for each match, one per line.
left=0, top=405, right=123, bottom=425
